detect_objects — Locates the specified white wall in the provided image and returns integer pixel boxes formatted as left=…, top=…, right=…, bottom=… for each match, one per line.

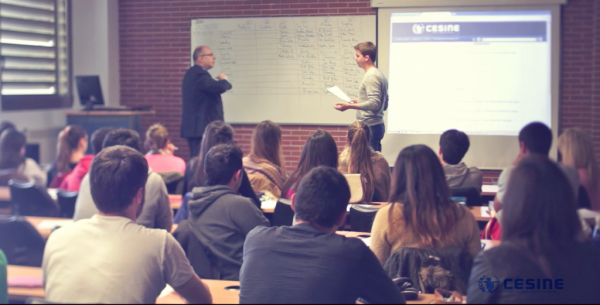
left=0, top=0, right=119, bottom=164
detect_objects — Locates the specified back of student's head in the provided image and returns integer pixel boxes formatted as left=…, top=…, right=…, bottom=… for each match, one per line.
left=145, top=123, right=169, bottom=152
left=502, top=156, right=580, bottom=267
left=91, top=127, right=115, bottom=155
left=294, top=166, right=351, bottom=228
left=347, top=121, right=375, bottom=201
left=193, top=121, right=234, bottom=187
left=439, top=129, right=470, bottom=165
left=56, top=125, right=87, bottom=173
left=204, top=143, right=243, bottom=186
left=0, top=121, right=16, bottom=136
left=519, top=122, right=552, bottom=155
left=558, top=128, right=598, bottom=182
left=0, top=129, right=26, bottom=170
left=281, top=130, right=338, bottom=197
left=102, top=128, right=142, bottom=152
left=389, top=144, right=462, bottom=247
left=90, top=146, right=149, bottom=213
left=249, top=120, right=283, bottom=167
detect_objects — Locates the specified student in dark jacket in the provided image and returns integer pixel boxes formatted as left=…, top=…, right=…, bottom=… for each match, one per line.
left=240, top=166, right=405, bottom=304
left=181, top=45, right=232, bottom=158
left=467, top=156, right=600, bottom=304
left=186, top=143, right=269, bottom=281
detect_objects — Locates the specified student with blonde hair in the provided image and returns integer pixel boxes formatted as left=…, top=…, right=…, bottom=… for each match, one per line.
left=558, top=128, right=600, bottom=210
left=338, top=121, right=390, bottom=202
left=144, top=124, right=185, bottom=174
left=243, top=120, right=287, bottom=198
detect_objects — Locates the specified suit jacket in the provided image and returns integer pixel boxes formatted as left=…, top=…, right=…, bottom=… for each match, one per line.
left=181, top=65, right=232, bottom=138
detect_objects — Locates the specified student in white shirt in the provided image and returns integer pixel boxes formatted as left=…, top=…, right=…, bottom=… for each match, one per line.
left=42, top=146, right=211, bottom=304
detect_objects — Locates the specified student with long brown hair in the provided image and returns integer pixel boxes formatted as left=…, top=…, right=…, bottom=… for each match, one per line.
left=281, top=130, right=338, bottom=198
left=370, top=145, right=480, bottom=265
left=558, top=128, right=600, bottom=210
left=243, top=120, right=287, bottom=198
left=467, top=156, right=600, bottom=303
left=144, top=124, right=185, bottom=174
left=47, top=125, right=88, bottom=187
left=338, top=121, right=390, bottom=202
left=0, top=129, right=46, bottom=187
left=175, top=121, right=259, bottom=223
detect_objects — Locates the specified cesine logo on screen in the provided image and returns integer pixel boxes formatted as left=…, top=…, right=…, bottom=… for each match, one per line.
left=412, top=24, right=425, bottom=34
left=478, top=275, right=500, bottom=294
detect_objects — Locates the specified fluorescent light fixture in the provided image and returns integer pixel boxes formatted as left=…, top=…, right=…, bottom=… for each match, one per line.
left=0, top=38, right=54, bottom=47
left=1, top=86, right=55, bottom=95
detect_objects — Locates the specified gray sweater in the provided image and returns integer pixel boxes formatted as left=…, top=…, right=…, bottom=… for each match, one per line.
left=356, top=68, right=389, bottom=126
left=188, top=185, right=270, bottom=281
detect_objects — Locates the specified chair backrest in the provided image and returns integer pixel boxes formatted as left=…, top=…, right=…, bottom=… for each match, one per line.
left=158, top=171, right=184, bottom=195
left=56, top=190, right=78, bottom=218
left=348, top=205, right=379, bottom=232
left=383, top=246, right=473, bottom=294
left=344, top=174, right=366, bottom=204
left=172, top=220, right=220, bottom=280
left=0, top=215, right=45, bottom=267
left=272, top=198, right=294, bottom=227
left=450, top=187, right=482, bottom=207
left=9, top=180, right=59, bottom=217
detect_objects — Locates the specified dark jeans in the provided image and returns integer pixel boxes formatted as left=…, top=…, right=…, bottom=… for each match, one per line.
left=369, top=123, right=385, bottom=152
left=187, top=137, right=202, bottom=159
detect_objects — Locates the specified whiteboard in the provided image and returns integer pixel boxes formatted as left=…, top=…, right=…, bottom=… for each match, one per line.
left=191, top=16, right=376, bottom=125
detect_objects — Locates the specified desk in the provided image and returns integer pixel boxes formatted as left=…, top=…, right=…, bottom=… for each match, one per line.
left=340, top=231, right=501, bottom=251
left=26, top=216, right=73, bottom=239
left=0, top=186, right=9, bottom=201
left=169, top=194, right=182, bottom=210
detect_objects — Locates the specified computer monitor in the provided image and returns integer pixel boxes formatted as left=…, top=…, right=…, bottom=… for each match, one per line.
left=75, top=76, right=104, bottom=110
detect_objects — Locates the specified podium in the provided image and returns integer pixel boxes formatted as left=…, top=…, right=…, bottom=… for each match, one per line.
left=65, top=110, right=155, bottom=153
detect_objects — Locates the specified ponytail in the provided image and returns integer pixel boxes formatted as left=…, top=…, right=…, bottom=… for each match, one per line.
left=347, top=122, right=375, bottom=201
left=145, top=124, right=169, bottom=153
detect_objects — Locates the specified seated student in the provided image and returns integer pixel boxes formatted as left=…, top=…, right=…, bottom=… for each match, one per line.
left=144, top=123, right=186, bottom=174
left=73, top=129, right=172, bottom=231
left=239, top=166, right=405, bottom=304
left=494, top=122, right=579, bottom=213
left=243, top=120, right=287, bottom=198
left=371, top=145, right=481, bottom=265
left=467, top=156, right=600, bottom=304
left=338, top=121, right=390, bottom=202
left=47, top=125, right=88, bottom=188
left=43, top=146, right=212, bottom=304
left=0, top=129, right=46, bottom=187
left=0, top=121, right=15, bottom=136
left=558, top=128, right=600, bottom=211
left=281, top=130, right=338, bottom=198
left=59, top=127, right=114, bottom=192
left=438, top=129, right=482, bottom=191
left=175, top=121, right=259, bottom=224
left=184, top=143, right=269, bottom=280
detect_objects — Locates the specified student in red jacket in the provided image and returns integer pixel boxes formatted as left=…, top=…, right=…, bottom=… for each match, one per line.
left=60, top=127, right=114, bottom=192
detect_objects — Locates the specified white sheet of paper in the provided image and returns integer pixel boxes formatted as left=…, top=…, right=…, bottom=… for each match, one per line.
left=480, top=206, right=490, bottom=217
left=37, top=220, right=73, bottom=230
left=360, top=237, right=371, bottom=247
left=47, top=188, right=58, bottom=200
left=261, top=199, right=277, bottom=210
left=578, top=209, right=600, bottom=221
left=327, top=86, right=351, bottom=102
left=482, top=185, right=499, bottom=194
left=159, top=285, right=174, bottom=298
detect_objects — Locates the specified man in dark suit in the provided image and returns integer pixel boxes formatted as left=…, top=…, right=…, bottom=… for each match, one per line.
left=181, top=45, right=232, bottom=158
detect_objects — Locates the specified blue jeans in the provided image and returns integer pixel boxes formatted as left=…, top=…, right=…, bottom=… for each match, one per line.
left=369, top=123, right=385, bottom=152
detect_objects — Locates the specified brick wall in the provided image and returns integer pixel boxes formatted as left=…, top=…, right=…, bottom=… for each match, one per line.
left=119, top=0, right=600, bottom=178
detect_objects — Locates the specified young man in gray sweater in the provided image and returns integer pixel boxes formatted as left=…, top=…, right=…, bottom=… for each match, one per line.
left=334, top=42, right=389, bottom=152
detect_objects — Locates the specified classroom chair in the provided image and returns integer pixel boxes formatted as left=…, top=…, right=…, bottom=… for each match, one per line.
left=272, top=198, right=294, bottom=227
left=450, top=187, right=482, bottom=206
left=348, top=205, right=379, bottom=233
left=0, top=215, right=45, bottom=267
left=9, top=180, right=59, bottom=217
left=172, top=220, right=221, bottom=280
left=56, top=190, right=78, bottom=218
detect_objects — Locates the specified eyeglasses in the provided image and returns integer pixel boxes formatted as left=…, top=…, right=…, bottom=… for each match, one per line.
left=200, top=53, right=214, bottom=57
